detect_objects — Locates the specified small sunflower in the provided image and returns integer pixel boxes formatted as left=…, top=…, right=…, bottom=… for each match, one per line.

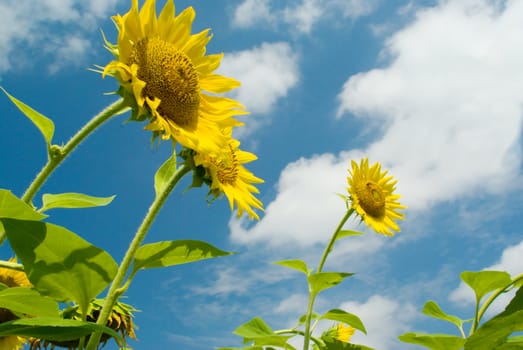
left=347, top=158, right=406, bottom=236
left=103, top=0, right=246, bottom=153
left=334, top=323, right=355, bottom=343
left=0, top=258, right=31, bottom=350
left=193, top=132, right=264, bottom=220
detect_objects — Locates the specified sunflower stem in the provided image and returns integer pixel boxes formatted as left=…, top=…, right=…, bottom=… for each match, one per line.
left=21, top=98, right=127, bottom=205
left=85, top=162, right=191, bottom=350
left=302, top=208, right=355, bottom=350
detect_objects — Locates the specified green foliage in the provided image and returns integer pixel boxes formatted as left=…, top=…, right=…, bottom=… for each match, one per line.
left=39, top=193, right=115, bottom=212
left=0, top=317, right=121, bottom=343
left=0, top=287, right=59, bottom=317
left=274, top=259, right=310, bottom=275
left=2, top=219, right=118, bottom=314
left=461, top=271, right=512, bottom=303
left=465, top=285, right=523, bottom=349
left=1, top=87, right=55, bottom=146
left=336, top=230, right=365, bottom=240
left=0, top=189, right=47, bottom=221
left=154, top=153, right=177, bottom=196
left=398, top=333, right=466, bottom=350
left=308, top=272, right=354, bottom=295
left=233, top=317, right=296, bottom=350
left=132, top=240, right=234, bottom=273
left=320, top=309, right=366, bottom=334
left=422, top=301, right=467, bottom=330
left=322, top=338, right=374, bottom=350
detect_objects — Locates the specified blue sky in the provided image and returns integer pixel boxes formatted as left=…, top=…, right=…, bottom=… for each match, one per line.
left=1, top=0, right=522, bottom=349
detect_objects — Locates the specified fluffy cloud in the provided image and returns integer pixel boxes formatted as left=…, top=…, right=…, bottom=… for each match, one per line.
left=231, top=0, right=378, bottom=34
left=230, top=0, right=523, bottom=247
left=0, top=0, right=119, bottom=74
left=449, top=239, right=523, bottom=315
left=340, top=295, right=417, bottom=349
left=219, top=42, right=299, bottom=134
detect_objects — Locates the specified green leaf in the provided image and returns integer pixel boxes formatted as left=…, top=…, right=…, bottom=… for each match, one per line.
left=422, top=300, right=465, bottom=329
left=154, top=154, right=177, bottom=196
left=0, top=317, right=121, bottom=343
left=234, top=317, right=274, bottom=338
left=323, top=338, right=374, bottom=350
left=40, top=193, right=115, bottom=212
left=0, top=189, right=47, bottom=221
left=1, top=87, right=54, bottom=145
left=465, top=285, right=523, bottom=349
left=273, top=259, right=309, bottom=275
left=133, top=240, right=233, bottom=273
left=320, top=309, right=366, bottom=334
left=398, top=333, right=466, bottom=350
left=2, top=219, right=118, bottom=314
left=337, top=230, right=365, bottom=239
left=461, top=271, right=512, bottom=303
left=308, top=272, right=353, bottom=295
left=0, top=287, right=59, bottom=317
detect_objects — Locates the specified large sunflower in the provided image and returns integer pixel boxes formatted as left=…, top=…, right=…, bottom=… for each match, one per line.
left=193, top=132, right=264, bottom=220
left=347, top=158, right=406, bottom=236
left=0, top=258, right=31, bottom=350
left=103, top=0, right=246, bottom=153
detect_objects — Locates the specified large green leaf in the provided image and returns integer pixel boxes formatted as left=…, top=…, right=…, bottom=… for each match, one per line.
left=132, top=240, right=233, bottom=273
left=0, top=317, right=121, bottom=343
left=465, top=285, right=523, bottom=350
left=39, top=193, right=115, bottom=212
left=0, top=287, right=59, bottom=317
left=422, top=300, right=466, bottom=329
left=154, top=154, right=177, bottom=196
left=273, top=259, right=309, bottom=275
left=461, top=271, right=511, bottom=303
left=2, top=219, right=118, bottom=314
left=233, top=317, right=295, bottom=350
left=398, top=333, right=466, bottom=350
left=308, top=272, right=353, bottom=295
left=320, top=309, right=366, bottom=334
left=0, top=189, right=47, bottom=221
left=1, top=87, right=54, bottom=145
left=323, top=338, right=374, bottom=350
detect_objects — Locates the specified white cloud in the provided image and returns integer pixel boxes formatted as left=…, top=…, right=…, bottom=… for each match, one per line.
left=337, top=0, right=523, bottom=210
left=219, top=42, right=299, bottom=134
left=231, top=0, right=378, bottom=34
left=0, top=0, right=118, bottom=74
left=340, top=295, right=417, bottom=349
left=450, top=239, right=523, bottom=316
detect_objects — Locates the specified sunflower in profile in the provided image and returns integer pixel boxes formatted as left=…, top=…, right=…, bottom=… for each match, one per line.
left=193, top=131, right=264, bottom=220
left=347, top=158, right=406, bottom=236
left=103, top=0, right=246, bottom=153
left=334, top=323, right=355, bottom=343
left=0, top=258, right=31, bottom=350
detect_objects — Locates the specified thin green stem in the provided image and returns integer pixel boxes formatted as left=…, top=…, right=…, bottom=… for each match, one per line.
left=21, top=98, right=127, bottom=204
left=302, top=208, right=355, bottom=350
left=275, top=329, right=323, bottom=348
left=85, top=163, right=191, bottom=350
left=470, top=272, right=523, bottom=335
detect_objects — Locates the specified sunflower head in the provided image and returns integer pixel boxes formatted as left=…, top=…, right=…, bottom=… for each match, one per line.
left=347, top=158, right=406, bottom=236
left=188, top=131, right=264, bottom=220
left=102, top=0, right=246, bottom=153
left=321, top=323, right=355, bottom=346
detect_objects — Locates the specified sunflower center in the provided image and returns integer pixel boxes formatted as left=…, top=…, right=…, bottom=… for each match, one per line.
left=129, top=37, right=200, bottom=129
left=215, top=147, right=239, bottom=185
left=355, top=181, right=386, bottom=218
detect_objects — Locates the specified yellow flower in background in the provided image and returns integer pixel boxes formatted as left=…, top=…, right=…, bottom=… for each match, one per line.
left=334, top=323, right=355, bottom=343
left=194, top=132, right=264, bottom=220
left=103, top=0, right=246, bottom=153
left=0, top=258, right=31, bottom=350
left=347, top=158, right=406, bottom=236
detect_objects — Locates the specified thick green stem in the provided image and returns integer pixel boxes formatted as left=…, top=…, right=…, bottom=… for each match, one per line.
left=85, top=163, right=191, bottom=350
left=303, top=208, right=355, bottom=350
left=21, top=98, right=127, bottom=204
left=471, top=272, right=523, bottom=335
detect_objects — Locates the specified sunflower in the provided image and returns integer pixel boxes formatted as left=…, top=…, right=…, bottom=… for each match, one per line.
left=347, top=158, right=406, bottom=236
left=0, top=258, right=31, bottom=350
left=103, top=0, right=246, bottom=153
left=334, top=323, right=355, bottom=343
left=193, top=132, right=264, bottom=220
